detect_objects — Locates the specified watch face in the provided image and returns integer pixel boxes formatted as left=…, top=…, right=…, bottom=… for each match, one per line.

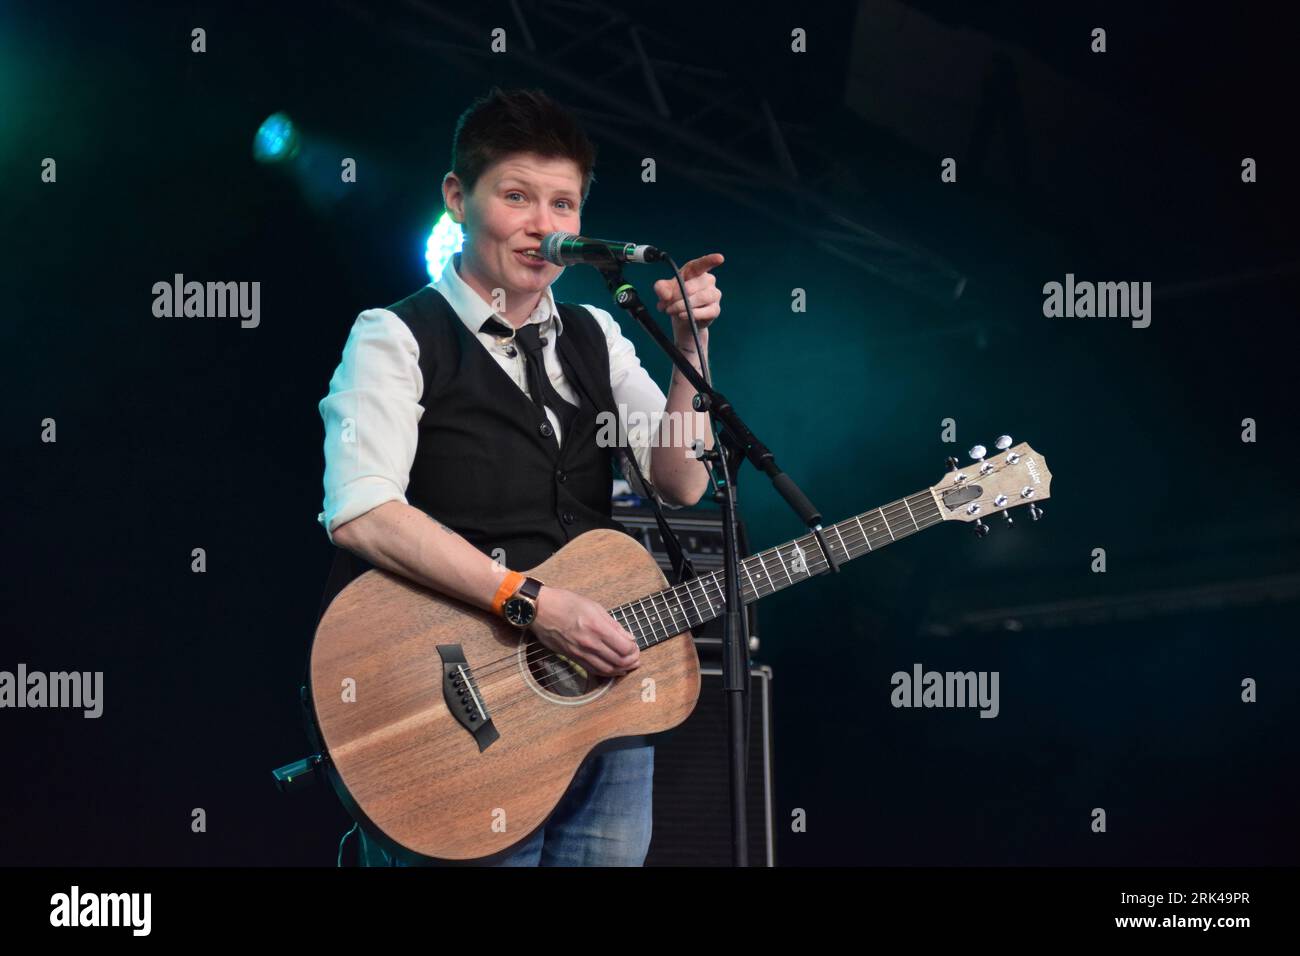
left=504, top=596, right=535, bottom=627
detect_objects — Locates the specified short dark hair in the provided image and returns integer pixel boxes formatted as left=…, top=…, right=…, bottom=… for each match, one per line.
left=449, top=86, right=597, bottom=205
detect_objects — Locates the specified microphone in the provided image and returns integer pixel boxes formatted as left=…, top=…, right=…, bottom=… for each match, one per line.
left=539, top=232, right=665, bottom=267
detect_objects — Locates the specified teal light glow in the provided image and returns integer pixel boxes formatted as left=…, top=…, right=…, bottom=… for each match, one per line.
left=425, top=211, right=465, bottom=281
left=253, top=112, right=301, bottom=163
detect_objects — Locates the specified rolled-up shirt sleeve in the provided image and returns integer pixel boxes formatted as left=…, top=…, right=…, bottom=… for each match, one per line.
left=584, top=304, right=686, bottom=510
left=317, top=308, right=425, bottom=543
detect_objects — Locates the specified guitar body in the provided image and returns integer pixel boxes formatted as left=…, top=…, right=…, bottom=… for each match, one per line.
left=308, top=528, right=701, bottom=862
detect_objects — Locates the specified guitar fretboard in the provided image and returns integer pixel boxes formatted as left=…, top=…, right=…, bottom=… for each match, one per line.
left=609, top=488, right=944, bottom=647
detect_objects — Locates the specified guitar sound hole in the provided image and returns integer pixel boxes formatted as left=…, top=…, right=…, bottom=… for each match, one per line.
left=525, top=639, right=602, bottom=698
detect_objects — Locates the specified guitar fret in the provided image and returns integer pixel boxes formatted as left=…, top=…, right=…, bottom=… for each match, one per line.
left=643, top=593, right=664, bottom=640
left=648, top=591, right=680, bottom=640
left=792, top=540, right=810, bottom=577
left=633, top=601, right=655, bottom=647
left=775, top=548, right=794, bottom=586
left=791, top=544, right=806, bottom=579
left=656, top=591, right=681, bottom=640
left=708, top=572, right=726, bottom=613
left=614, top=606, right=646, bottom=647
left=693, top=577, right=715, bottom=620
left=901, top=496, right=920, bottom=533
left=667, top=588, right=691, bottom=633
left=813, top=537, right=829, bottom=572
left=672, top=587, right=694, bottom=629
left=629, top=598, right=655, bottom=645
left=831, top=524, right=848, bottom=562
left=854, top=515, right=872, bottom=552
left=657, top=591, right=678, bottom=637
left=646, top=591, right=666, bottom=637
left=682, top=580, right=703, bottom=625
left=793, top=539, right=813, bottom=575
left=878, top=507, right=896, bottom=541
left=740, top=560, right=759, bottom=599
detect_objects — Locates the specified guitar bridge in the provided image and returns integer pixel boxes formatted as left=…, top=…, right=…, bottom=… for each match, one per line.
left=436, top=645, right=499, bottom=752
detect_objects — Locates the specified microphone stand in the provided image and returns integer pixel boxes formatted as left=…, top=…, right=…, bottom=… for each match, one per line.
left=595, top=259, right=840, bottom=867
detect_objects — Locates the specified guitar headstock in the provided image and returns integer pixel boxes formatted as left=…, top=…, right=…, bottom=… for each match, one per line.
left=928, top=437, right=1052, bottom=535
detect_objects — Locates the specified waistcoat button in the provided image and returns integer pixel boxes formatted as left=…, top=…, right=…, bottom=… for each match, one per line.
left=556, top=469, right=567, bottom=483
left=562, top=511, right=575, bottom=524
left=539, top=422, right=553, bottom=438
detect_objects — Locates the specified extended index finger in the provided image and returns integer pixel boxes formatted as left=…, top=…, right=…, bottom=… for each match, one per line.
left=678, top=252, right=725, bottom=280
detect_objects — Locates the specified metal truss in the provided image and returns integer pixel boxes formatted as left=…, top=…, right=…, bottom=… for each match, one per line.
left=336, top=0, right=967, bottom=303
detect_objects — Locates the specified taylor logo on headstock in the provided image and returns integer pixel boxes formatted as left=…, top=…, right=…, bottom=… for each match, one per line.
left=929, top=436, right=1053, bottom=533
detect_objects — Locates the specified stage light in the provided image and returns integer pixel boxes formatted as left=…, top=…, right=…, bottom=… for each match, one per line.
left=425, top=211, right=464, bottom=281
left=253, top=112, right=301, bottom=164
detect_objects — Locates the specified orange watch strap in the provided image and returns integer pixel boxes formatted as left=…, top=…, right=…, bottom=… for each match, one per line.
left=491, top=571, right=525, bottom=617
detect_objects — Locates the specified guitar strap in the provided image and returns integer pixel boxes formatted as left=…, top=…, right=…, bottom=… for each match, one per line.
left=555, top=302, right=699, bottom=588
left=619, top=436, right=698, bottom=587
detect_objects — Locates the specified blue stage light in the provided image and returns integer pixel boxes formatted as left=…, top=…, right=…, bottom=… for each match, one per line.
left=425, top=211, right=465, bottom=281
left=253, top=112, right=301, bottom=164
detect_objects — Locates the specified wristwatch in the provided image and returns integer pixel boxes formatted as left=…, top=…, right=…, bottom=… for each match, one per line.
left=501, top=576, right=544, bottom=628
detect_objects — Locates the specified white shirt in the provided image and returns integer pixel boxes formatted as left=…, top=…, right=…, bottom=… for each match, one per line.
left=318, top=251, right=680, bottom=544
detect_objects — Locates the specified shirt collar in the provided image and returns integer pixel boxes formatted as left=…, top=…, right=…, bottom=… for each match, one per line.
left=432, top=251, right=565, bottom=339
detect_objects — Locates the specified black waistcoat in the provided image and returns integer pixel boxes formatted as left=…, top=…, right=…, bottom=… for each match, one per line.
left=316, top=286, right=633, bottom=624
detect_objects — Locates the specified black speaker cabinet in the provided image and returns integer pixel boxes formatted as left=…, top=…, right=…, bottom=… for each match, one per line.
left=645, top=664, right=775, bottom=866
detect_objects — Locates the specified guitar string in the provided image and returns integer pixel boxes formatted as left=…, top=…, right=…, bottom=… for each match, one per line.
left=478, top=514, right=948, bottom=705
left=477, top=506, right=944, bottom=718
left=464, top=493, right=936, bottom=685
left=460, top=497, right=951, bottom=709
left=477, top=469, right=1026, bottom=707
left=467, top=494, right=945, bottom=692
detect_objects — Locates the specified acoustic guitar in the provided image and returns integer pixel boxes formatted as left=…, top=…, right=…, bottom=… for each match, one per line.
left=306, top=439, right=1052, bottom=862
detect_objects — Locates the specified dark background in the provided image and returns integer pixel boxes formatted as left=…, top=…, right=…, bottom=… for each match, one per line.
left=2, top=0, right=1297, bottom=865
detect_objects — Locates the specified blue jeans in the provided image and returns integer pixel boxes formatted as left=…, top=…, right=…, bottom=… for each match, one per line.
left=356, top=744, right=654, bottom=867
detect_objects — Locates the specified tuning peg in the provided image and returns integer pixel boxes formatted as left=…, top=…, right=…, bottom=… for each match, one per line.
left=946, top=456, right=960, bottom=471
left=968, top=444, right=987, bottom=462
left=1001, top=510, right=1014, bottom=526
left=995, top=435, right=1013, bottom=450
left=974, top=518, right=991, bottom=538
left=1029, top=503, right=1043, bottom=521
